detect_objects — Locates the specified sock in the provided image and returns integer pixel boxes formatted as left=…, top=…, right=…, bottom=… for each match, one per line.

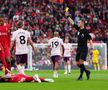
left=93, top=64, right=97, bottom=70
left=0, top=53, right=9, bottom=74
left=68, top=64, right=71, bottom=73
left=17, top=65, right=22, bottom=71
left=97, top=64, right=100, bottom=70
left=79, top=64, right=88, bottom=76
left=64, top=64, right=67, bottom=73
left=79, top=68, right=83, bottom=78
left=17, top=65, right=25, bottom=75
left=21, top=66, right=25, bottom=75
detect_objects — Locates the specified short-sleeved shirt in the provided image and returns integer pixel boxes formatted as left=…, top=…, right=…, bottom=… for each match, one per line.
left=48, top=37, right=63, bottom=56
left=74, top=24, right=92, bottom=47
left=11, top=28, right=30, bottom=54
left=63, top=43, right=72, bottom=57
left=92, top=49, right=99, bottom=60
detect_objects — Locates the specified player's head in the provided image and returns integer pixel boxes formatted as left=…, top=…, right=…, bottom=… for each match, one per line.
left=0, top=17, right=4, bottom=26
left=17, top=21, right=23, bottom=28
left=78, top=18, right=85, bottom=28
left=64, top=36, right=69, bottom=43
left=54, top=31, right=59, bottom=37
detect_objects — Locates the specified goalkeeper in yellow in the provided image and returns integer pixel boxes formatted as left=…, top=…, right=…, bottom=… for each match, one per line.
left=91, top=48, right=100, bottom=70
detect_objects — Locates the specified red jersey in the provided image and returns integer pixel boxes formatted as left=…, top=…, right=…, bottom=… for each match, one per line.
left=9, top=74, right=34, bottom=82
left=9, top=74, right=25, bottom=82
left=0, top=24, right=10, bottom=48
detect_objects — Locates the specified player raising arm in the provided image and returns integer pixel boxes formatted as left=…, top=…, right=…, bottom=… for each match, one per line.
left=65, top=12, right=93, bottom=80
left=48, top=31, right=64, bottom=78
left=11, top=21, right=36, bottom=75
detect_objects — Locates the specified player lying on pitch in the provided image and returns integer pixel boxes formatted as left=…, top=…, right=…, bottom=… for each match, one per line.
left=0, top=73, right=54, bottom=83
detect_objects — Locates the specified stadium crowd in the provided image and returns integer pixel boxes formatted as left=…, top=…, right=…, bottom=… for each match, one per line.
left=0, top=0, right=108, bottom=44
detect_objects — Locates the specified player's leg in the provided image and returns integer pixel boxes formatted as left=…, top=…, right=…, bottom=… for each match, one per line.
left=67, top=58, right=71, bottom=74
left=4, top=48, right=11, bottom=71
left=76, top=60, right=83, bottom=80
left=5, top=57, right=11, bottom=70
left=25, top=74, right=54, bottom=83
left=97, top=63, right=100, bottom=70
left=51, top=56, right=59, bottom=78
left=93, top=62, right=97, bottom=70
left=80, top=48, right=90, bottom=80
left=0, top=50, right=11, bottom=74
left=15, top=55, right=22, bottom=74
left=16, top=54, right=27, bottom=75
left=96, top=59, right=100, bottom=70
left=79, top=59, right=90, bottom=80
left=53, top=61, right=59, bottom=78
left=76, top=50, right=83, bottom=80
left=64, top=57, right=68, bottom=74
left=0, top=52, right=7, bottom=70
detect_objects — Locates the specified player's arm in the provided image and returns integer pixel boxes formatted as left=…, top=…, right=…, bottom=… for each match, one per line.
left=10, top=32, right=15, bottom=52
left=28, top=37, right=36, bottom=52
left=65, top=12, right=74, bottom=26
left=89, top=40, right=93, bottom=50
left=65, top=12, right=80, bottom=31
left=10, top=41, right=15, bottom=52
left=86, top=31, right=93, bottom=50
left=60, top=39, right=64, bottom=57
left=61, top=45, right=64, bottom=57
left=47, top=40, right=51, bottom=54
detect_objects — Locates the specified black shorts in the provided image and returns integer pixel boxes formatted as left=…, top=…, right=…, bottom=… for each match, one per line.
left=51, top=55, right=60, bottom=64
left=64, top=57, right=70, bottom=62
left=76, top=46, right=88, bottom=61
left=16, top=54, right=28, bottom=64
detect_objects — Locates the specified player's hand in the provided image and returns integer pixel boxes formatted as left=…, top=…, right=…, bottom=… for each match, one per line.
left=65, top=12, right=69, bottom=17
left=33, top=48, right=37, bottom=54
left=89, top=48, right=93, bottom=55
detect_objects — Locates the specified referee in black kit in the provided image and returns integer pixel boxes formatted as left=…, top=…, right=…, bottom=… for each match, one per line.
left=66, top=12, right=93, bottom=80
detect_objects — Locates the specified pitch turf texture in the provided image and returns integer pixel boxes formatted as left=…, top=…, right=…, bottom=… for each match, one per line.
left=0, top=70, right=108, bottom=90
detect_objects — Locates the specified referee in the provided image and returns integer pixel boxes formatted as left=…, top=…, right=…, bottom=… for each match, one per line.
left=66, top=12, right=93, bottom=80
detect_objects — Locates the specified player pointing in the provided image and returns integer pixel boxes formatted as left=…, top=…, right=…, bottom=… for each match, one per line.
left=48, top=31, right=64, bottom=78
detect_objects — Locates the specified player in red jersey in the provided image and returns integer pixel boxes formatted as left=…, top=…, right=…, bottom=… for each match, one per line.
left=0, top=17, right=11, bottom=74
left=0, top=74, right=54, bottom=83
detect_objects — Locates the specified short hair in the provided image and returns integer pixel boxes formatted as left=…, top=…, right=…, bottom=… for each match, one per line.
left=17, top=21, right=23, bottom=28
left=79, top=18, right=86, bottom=23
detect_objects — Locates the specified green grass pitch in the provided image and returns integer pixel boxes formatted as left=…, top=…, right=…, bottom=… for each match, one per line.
left=0, top=70, right=108, bottom=90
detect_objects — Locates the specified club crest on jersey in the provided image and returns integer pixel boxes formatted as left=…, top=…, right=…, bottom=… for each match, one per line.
left=81, top=34, right=84, bottom=37
left=77, top=32, right=80, bottom=36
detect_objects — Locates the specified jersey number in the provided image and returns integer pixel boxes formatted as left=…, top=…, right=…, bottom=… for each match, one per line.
left=19, top=35, right=26, bottom=44
left=52, top=41, right=59, bottom=48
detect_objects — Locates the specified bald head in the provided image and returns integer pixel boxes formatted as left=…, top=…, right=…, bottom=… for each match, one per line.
left=54, top=31, right=59, bottom=37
